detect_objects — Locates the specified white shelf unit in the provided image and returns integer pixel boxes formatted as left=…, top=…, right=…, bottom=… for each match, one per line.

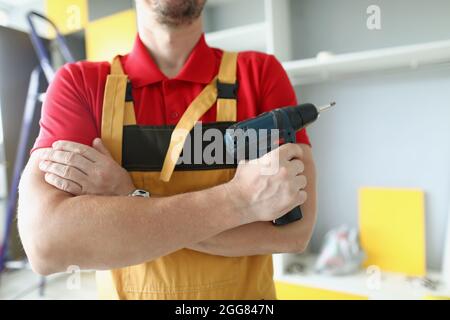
left=283, top=39, right=450, bottom=86
left=205, top=22, right=267, bottom=52
left=274, top=254, right=450, bottom=300
left=206, top=0, right=450, bottom=85
left=205, top=0, right=293, bottom=61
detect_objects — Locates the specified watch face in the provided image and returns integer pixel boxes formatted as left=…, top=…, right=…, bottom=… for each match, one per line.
left=131, top=189, right=150, bottom=197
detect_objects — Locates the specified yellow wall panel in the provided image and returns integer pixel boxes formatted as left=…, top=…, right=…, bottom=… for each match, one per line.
left=359, top=187, right=426, bottom=277
left=85, top=10, right=137, bottom=62
left=46, top=0, right=88, bottom=35
left=275, top=282, right=367, bottom=300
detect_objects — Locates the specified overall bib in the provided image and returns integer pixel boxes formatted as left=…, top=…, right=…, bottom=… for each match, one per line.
left=96, top=52, right=276, bottom=300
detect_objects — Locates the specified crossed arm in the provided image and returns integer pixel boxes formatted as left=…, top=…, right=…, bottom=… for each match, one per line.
left=18, top=140, right=316, bottom=275
left=19, top=151, right=242, bottom=275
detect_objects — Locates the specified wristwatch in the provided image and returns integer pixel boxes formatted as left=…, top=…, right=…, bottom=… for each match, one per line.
left=128, top=189, right=150, bottom=198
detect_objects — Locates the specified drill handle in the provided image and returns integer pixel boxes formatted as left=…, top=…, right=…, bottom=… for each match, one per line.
left=273, top=207, right=303, bottom=226
left=272, top=126, right=304, bottom=226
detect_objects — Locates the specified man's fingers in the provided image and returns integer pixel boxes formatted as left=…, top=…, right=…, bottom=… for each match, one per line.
left=39, top=160, right=87, bottom=184
left=288, top=159, right=305, bottom=175
left=52, top=140, right=100, bottom=162
left=292, top=175, right=307, bottom=191
left=40, top=149, right=92, bottom=174
left=297, top=190, right=308, bottom=205
left=44, top=172, right=83, bottom=195
left=262, top=143, right=302, bottom=166
left=92, top=138, right=112, bottom=157
left=278, top=143, right=304, bottom=161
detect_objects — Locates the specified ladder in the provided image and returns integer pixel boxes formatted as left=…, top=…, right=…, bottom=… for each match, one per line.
left=0, top=11, right=75, bottom=296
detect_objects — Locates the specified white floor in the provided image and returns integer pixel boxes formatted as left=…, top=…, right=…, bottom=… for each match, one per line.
left=0, top=269, right=97, bottom=300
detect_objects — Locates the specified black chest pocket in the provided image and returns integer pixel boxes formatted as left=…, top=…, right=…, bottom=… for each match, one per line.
left=122, top=122, right=238, bottom=172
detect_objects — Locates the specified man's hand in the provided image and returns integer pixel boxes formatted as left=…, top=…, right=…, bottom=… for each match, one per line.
left=38, top=138, right=135, bottom=196
left=188, top=144, right=316, bottom=257
left=225, top=143, right=307, bottom=224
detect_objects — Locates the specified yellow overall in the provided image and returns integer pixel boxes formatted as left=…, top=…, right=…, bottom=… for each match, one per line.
left=96, top=52, right=276, bottom=300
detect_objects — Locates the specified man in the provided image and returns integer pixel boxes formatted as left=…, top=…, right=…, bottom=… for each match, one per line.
left=18, top=0, right=317, bottom=299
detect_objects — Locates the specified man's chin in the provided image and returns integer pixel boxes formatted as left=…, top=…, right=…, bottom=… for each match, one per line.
left=153, top=0, right=206, bottom=26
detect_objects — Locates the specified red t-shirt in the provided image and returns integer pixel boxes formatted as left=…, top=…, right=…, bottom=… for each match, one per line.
left=33, top=34, right=310, bottom=152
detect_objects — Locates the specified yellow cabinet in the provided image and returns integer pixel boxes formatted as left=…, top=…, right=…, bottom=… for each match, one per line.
left=275, top=282, right=367, bottom=300
left=46, top=0, right=89, bottom=35
left=359, top=188, right=426, bottom=277
left=85, top=10, right=137, bottom=62
left=423, top=295, right=450, bottom=300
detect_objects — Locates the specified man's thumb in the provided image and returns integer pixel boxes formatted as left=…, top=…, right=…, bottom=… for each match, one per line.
left=92, top=138, right=111, bottom=156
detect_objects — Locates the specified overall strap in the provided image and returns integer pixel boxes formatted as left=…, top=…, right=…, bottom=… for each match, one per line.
left=101, top=56, right=136, bottom=165
left=216, top=51, right=238, bottom=122
left=160, top=51, right=238, bottom=182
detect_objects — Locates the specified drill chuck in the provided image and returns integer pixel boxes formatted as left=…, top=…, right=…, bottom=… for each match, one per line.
left=282, top=103, right=320, bottom=131
left=285, top=102, right=336, bottom=131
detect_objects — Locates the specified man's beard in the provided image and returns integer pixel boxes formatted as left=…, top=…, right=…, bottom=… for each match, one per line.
left=151, top=0, right=206, bottom=27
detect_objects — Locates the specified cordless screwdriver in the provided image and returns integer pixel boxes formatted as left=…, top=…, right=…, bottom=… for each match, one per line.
left=225, top=102, right=336, bottom=226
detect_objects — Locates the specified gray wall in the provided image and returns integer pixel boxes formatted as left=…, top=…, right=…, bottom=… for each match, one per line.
left=291, top=0, right=450, bottom=59
left=203, top=0, right=264, bottom=32
left=290, top=0, right=450, bottom=269
left=88, top=0, right=134, bottom=21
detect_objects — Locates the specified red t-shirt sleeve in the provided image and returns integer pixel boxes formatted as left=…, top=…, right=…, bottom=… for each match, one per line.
left=259, top=54, right=311, bottom=146
left=32, top=63, right=99, bottom=153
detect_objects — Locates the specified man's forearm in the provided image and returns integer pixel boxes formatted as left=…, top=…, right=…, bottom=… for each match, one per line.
left=187, top=221, right=292, bottom=257
left=18, top=153, right=244, bottom=274
left=187, top=202, right=315, bottom=257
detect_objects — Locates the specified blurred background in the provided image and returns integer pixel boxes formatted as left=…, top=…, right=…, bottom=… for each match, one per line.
left=0, top=0, right=449, bottom=300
